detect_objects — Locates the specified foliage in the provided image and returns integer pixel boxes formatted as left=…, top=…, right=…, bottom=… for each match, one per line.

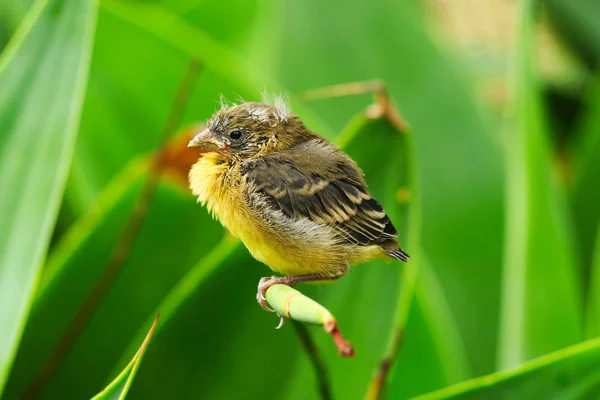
left=1, top=0, right=600, bottom=399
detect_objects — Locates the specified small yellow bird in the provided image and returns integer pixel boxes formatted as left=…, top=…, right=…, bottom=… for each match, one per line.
left=188, top=97, right=409, bottom=313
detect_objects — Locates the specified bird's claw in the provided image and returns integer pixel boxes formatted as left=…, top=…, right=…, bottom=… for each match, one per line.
left=256, top=276, right=277, bottom=313
left=256, top=290, right=275, bottom=313
left=257, top=276, right=290, bottom=328
left=275, top=314, right=285, bottom=329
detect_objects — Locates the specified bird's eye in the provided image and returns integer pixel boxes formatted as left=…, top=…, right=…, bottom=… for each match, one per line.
left=229, top=129, right=242, bottom=140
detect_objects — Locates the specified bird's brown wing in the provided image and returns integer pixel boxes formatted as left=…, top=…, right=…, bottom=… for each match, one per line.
left=241, top=140, right=402, bottom=252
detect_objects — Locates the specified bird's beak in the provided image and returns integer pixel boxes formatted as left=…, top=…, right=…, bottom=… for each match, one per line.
left=188, top=129, right=224, bottom=152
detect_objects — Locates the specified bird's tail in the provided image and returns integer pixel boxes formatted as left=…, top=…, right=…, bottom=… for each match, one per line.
left=384, top=248, right=410, bottom=262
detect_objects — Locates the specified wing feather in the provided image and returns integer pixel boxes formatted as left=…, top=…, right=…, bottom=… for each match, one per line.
left=241, top=140, right=400, bottom=249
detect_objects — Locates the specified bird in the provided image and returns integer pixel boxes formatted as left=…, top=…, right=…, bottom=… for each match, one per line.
left=188, top=96, right=409, bottom=315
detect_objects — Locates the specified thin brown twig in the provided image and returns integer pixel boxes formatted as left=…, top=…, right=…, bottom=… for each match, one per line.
left=365, top=328, right=405, bottom=400
left=298, top=80, right=410, bottom=133
left=20, top=59, right=203, bottom=400
left=299, top=80, right=383, bottom=101
left=292, top=321, right=332, bottom=400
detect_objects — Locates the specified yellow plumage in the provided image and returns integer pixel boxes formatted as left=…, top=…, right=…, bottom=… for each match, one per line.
left=188, top=100, right=408, bottom=310
left=190, top=153, right=383, bottom=277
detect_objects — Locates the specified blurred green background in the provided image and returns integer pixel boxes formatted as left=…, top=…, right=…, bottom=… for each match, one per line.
left=1, top=0, right=600, bottom=399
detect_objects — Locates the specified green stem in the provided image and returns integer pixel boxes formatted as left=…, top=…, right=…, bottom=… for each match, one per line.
left=291, top=321, right=332, bottom=400
left=366, top=118, right=420, bottom=399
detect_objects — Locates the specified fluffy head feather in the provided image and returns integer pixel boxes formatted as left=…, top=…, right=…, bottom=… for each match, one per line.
left=196, top=95, right=314, bottom=161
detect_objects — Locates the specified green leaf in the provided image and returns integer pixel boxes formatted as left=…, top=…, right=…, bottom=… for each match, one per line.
left=106, top=231, right=299, bottom=400
left=5, top=3, right=332, bottom=397
left=97, top=0, right=330, bottom=135
left=499, top=0, right=581, bottom=368
left=0, top=0, right=97, bottom=394
left=90, top=315, right=159, bottom=400
left=66, top=1, right=249, bottom=213
left=3, top=160, right=225, bottom=399
left=48, top=108, right=461, bottom=400
left=65, top=0, right=333, bottom=214
left=544, top=0, right=600, bottom=68
left=581, top=83, right=600, bottom=336
left=259, top=0, right=505, bottom=376
left=570, top=74, right=600, bottom=339
left=120, top=113, right=415, bottom=399
left=388, top=253, right=471, bottom=398
left=587, top=225, right=600, bottom=338
left=571, top=75, right=600, bottom=290
left=283, top=114, right=467, bottom=399
left=0, top=0, right=35, bottom=51
left=413, top=337, right=600, bottom=400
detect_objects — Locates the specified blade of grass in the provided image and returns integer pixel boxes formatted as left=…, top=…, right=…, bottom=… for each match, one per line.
left=571, top=74, right=600, bottom=291
left=90, top=315, right=159, bottom=400
left=0, top=0, right=97, bottom=394
left=499, top=0, right=581, bottom=368
left=111, top=236, right=241, bottom=372
left=2, top=167, right=226, bottom=399
left=576, top=74, right=600, bottom=339
left=386, top=252, right=471, bottom=398
left=586, top=225, right=600, bottom=338
left=413, top=337, right=600, bottom=400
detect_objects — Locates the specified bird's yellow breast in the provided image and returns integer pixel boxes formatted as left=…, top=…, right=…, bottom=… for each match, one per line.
left=189, top=154, right=288, bottom=270
left=189, top=154, right=250, bottom=237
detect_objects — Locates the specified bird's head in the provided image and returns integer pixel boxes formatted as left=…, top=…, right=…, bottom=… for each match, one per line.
left=188, top=98, right=314, bottom=161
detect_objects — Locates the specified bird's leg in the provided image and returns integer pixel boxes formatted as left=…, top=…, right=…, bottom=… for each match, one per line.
left=256, top=273, right=344, bottom=328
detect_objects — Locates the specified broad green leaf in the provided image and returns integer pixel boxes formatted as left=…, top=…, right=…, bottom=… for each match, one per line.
left=6, top=4, right=331, bottom=397
left=301, top=115, right=414, bottom=398
left=575, top=75, right=600, bottom=338
left=121, top=241, right=300, bottom=400
left=499, top=0, right=581, bottom=368
left=283, top=114, right=467, bottom=399
left=90, top=315, right=159, bottom=400
left=97, top=0, right=331, bottom=136
left=0, top=0, right=35, bottom=51
left=66, top=0, right=256, bottom=214
left=571, top=75, right=600, bottom=289
left=0, top=0, right=97, bottom=394
left=3, top=160, right=224, bottom=399
left=413, top=337, right=600, bottom=400
left=259, top=0, right=504, bottom=376
left=587, top=225, right=600, bottom=338
left=544, top=0, right=600, bottom=68
left=108, top=111, right=464, bottom=400
left=388, top=253, right=471, bottom=399
left=65, top=0, right=332, bottom=215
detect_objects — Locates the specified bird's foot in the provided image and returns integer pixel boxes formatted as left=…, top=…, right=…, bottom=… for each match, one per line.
left=257, top=276, right=277, bottom=312
left=257, top=276, right=294, bottom=311
left=256, top=276, right=294, bottom=329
